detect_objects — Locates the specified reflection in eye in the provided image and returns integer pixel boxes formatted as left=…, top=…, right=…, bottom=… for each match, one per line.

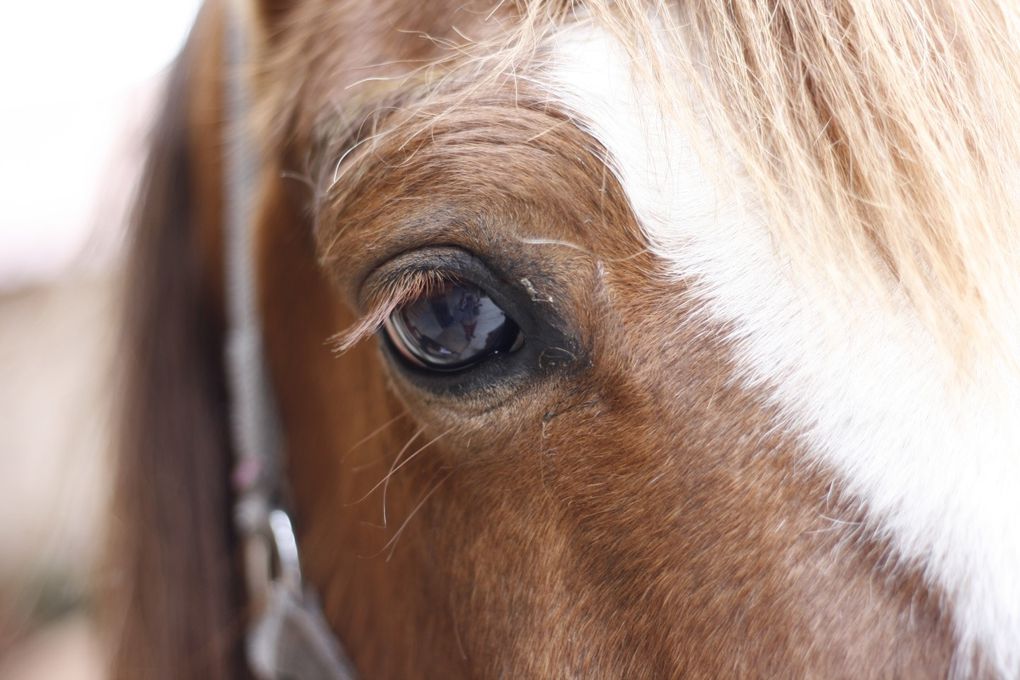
left=384, top=280, right=523, bottom=371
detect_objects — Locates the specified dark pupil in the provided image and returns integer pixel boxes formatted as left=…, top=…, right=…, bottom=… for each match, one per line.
left=387, top=281, right=520, bottom=371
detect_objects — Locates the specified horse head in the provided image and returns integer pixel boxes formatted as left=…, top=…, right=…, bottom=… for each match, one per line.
left=109, top=1, right=1020, bottom=677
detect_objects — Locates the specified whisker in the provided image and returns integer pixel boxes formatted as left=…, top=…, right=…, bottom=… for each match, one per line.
left=524, top=118, right=571, bottom=143
left=381, top=428, right=452, bottom=526
left=279, top=169, right=317, bottom=192
left=340, top=411, right=409, bottom=465
left=350, top=456, right=387, bottom=473
left=383, top=470, right=454, bottom=561
left=517, top=236, right=594, bottom=255
left=516, top=236, right=649, bottom=264
left=345, top=428, right=423, bottom=509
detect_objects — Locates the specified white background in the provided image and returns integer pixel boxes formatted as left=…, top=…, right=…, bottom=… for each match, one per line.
left=0, top=1, right=202, bottom=288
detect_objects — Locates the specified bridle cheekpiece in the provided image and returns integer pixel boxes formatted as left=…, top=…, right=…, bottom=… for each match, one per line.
left=223, top=3, right=356, bottom=677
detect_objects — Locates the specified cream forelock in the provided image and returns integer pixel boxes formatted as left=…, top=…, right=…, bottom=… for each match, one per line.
left=543, top=24, right=1020, bottom=678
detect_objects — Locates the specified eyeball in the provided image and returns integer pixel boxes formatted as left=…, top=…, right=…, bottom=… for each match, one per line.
left=383, top=280, right=523, bottom=372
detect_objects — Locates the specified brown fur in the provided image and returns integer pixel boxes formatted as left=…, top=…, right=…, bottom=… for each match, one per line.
left=110, top=0, right=961, bottom=677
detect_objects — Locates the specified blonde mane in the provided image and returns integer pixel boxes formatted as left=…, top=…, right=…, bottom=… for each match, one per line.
left=556, top=0, right=1020, bottom=359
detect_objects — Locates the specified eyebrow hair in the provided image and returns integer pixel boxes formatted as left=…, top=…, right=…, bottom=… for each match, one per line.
left=311, top=79, right=438, bottom=206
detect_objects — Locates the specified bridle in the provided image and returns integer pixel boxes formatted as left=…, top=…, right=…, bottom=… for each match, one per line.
left=223, top=3, right=356, bottom=678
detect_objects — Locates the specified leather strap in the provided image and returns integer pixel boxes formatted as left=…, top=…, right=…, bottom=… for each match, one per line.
left=223, top=3, right=357, bottom=678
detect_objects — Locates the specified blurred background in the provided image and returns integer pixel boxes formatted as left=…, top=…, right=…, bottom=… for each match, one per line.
left=0, top=2, right=201, bottom=677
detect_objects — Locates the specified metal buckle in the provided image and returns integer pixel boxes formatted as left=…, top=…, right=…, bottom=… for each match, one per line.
left=235, top=486, right=302, bottom=612
left=266, top=509, right=302, bottom=595
left=238, top=498, right=357, bottom=679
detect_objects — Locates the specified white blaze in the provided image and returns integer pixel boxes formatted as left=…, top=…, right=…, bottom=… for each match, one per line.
left=544, top=25, right=1020, bottom=678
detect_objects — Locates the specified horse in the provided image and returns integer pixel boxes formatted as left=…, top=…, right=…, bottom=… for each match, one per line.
left=106, top=0, right=1020, bottom=677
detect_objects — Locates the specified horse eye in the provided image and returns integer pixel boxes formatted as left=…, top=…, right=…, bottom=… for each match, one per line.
left=383, top=280, right=524, bottom=372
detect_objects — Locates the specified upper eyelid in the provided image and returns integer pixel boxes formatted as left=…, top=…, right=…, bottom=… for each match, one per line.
left=333, top=245, right=499, bottom=351
left=368, top=266, right=458, bottom=304
left=331, top=266, right=454, bottom=354
left=359, top=249, right=482, bottom=310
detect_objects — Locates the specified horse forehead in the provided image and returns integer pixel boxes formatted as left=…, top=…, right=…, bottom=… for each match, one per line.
left=543, top=23, right=1020, bottom=677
